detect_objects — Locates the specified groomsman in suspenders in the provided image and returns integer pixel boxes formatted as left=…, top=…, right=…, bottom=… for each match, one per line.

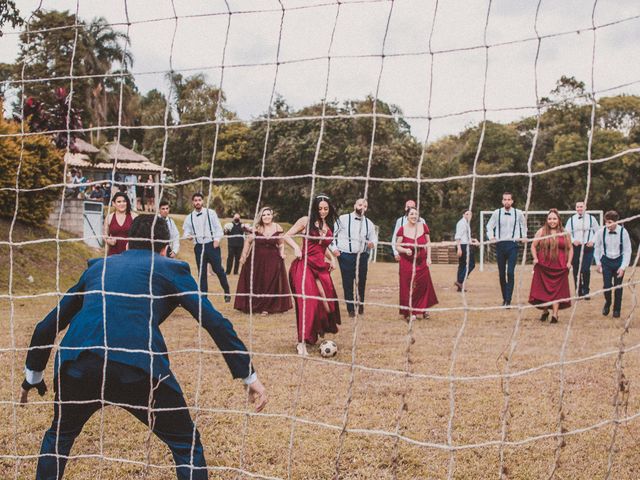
left=158, top=200, right=181, bottom=258
left=454, top=210, right=480, bottom=292
left=485, top=192, right=527, bottom=306
left=183, top=192, right=231, bottom=302
left=565, top=201, right=599, bottom=299
left=331, top=198, right=378, bottom=317
left=594, top=210, right=631, bottom=318
left=391, top=200, right=425, bottom=261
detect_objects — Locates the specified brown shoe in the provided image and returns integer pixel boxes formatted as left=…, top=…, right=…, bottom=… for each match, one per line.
left=454, top=281, right=462, bottom=292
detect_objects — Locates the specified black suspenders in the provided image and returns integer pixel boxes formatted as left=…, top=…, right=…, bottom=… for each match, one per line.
left=191, top=210, right=214, bottom=244
left=497, top=208, right=519, bottom=239
left=604, top=227, right=624, bottom=258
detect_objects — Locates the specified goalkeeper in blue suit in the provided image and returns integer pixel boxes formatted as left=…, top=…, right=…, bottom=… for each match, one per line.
left=20, top=215, right=267, bottom=480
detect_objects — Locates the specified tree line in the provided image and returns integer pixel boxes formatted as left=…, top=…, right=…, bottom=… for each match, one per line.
left=1, top=10, right=638, bottom=257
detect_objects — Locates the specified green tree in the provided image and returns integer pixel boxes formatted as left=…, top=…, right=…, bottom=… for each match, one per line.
left=0, top=114, right=64, bottom=225
left=13, top=10, right=134, bottom=138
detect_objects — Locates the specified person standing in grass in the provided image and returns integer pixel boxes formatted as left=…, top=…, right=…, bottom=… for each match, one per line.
left=20, top=215, right=267, bottom=480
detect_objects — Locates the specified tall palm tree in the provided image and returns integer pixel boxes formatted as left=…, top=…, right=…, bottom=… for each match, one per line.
left=82, top=16, right=134, bottom=141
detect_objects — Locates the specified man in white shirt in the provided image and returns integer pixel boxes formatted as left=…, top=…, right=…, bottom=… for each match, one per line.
left=391, top=199, right=425, bottom=260
left=124, top=173, right=138, bottom=210
left=183, top=192, right=231, bottom=302
left=565, top=201, right=599, bottom=299
left=485, top=192, right=527, bottom=306
left=594, top=210, right=632, bottom=318
left=331, top=198, right=378, bottom=317
left=454, top=210, right=480, bottom=291
left=158, top=200, right=181, bottom=258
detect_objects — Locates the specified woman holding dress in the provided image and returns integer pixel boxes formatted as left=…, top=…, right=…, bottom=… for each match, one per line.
left=104, top=192, right=137, bottom=256
left=284, top=194, right=341, bottom=355
left=234, top=207, right=292, bottom=315
left=529, top=208, right=573, bottom=323
left=395, top=206, right=438, bottom=321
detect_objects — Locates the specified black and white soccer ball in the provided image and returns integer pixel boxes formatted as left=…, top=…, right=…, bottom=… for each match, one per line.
left=319, top=340, right=338, bottom=358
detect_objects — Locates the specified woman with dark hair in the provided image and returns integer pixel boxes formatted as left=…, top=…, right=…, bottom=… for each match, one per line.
left=284, top=194, right=341, bottom=355
left=234, top=207, right=292, bottom=315
left=104, top=192, right=137, bottom=256
left=529, top=208, right=573, bottom=323
left=395, top=206, right=438, bottom=321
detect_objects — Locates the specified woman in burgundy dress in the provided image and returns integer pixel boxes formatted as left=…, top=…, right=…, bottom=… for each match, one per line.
left=234, top=207, right=292, bottom=315
left=104, top=192, right=137, bottom=256
left=529, top=208, right=573, bottom=323
left=284, top=194, right=341, bottom=356
left=395, top=206, right=438, bottom=321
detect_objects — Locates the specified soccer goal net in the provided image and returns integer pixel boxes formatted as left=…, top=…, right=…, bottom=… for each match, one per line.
left=2, top=1, right=640, bottom=479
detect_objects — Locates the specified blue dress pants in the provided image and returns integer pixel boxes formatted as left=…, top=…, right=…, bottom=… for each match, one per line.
left=37, top=354, right=207, bottom=480
left=194, top=242, right=230, bottom=295
left=496, top=241, right=518, bottom=304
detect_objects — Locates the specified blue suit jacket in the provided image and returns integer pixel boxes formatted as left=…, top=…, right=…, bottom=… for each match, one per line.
left=26, top=249, right=253, bottom=393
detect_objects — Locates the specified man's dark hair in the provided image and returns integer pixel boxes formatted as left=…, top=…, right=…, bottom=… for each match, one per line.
left=604, top=210, right=619, bottom=222
left=128, top=215, right=170, bottom=253
left=159, top=199, right=170, bottom=208
left=502, top=192, right=513, bottom=199
left=192, top=192, right=203, bottom=200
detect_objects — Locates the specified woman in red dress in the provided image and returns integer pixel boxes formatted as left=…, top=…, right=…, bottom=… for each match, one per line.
left=284, top=194, right=341, bottom=356
left=234, top=207, right=292, bottom=315
left=104, top=192, right=137, bottom=256
left=395, top=206, right=438, bottom=321
left=529, top=208, right=573, bottom=323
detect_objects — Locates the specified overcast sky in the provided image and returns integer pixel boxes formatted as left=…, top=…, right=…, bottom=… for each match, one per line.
left=3, top=0, right=640, bottom=141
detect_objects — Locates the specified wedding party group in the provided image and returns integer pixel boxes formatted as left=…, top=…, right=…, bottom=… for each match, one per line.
left=103, top=189, right=631, bottom=352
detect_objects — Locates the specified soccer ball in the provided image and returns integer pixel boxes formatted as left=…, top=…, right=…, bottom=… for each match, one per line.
left=319, top=340, right=338, bottom=358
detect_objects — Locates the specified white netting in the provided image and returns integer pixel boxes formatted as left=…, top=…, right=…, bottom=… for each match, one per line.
left=1, top=1, right=640, bottom=479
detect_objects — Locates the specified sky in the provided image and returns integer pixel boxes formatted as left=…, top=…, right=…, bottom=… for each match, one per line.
left=2, top=0, right=640, bottom=141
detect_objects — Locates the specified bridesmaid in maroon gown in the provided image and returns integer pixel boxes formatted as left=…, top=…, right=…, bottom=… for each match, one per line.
left=395, top=206, right=438, bottom=320
left=234, top=207, right=292, bottom=314
left=529, top=208, right=573, bottom=323
left=104, top=192, right=136, bottom=256
left=284, top=194, right=341, bottom=356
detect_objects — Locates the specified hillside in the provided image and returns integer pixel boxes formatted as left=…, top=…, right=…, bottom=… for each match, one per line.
left=0, top=218, right=97, bottom=294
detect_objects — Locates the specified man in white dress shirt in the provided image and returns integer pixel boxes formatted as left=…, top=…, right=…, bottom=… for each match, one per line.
left=183, top=192, right=231, bottom=302
left=158, top=200, right=181, bottom=258
left=454, top=210, right=480, bottom=291
left=391, top=199, right=425, bottom=261
left=124, top=173, right=138, bottom=210
left=565, top=201, right=599, bottom=298
left=485, top=192, right=527, bottom=306
left=331, top=198, right=378, bottom=317
left=594, top=210, right=631, bottom=318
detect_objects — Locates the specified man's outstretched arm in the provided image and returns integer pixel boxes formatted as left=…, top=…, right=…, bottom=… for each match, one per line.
left=174, top=262, right=267, bottom=411
left=21, top=274, right=86, bottom=403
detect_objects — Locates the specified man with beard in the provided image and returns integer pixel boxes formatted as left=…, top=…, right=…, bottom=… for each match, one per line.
left=331, top=198, right=378, bottom=317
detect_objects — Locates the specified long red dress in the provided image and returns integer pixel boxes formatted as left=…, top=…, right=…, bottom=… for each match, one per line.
left=234, top=232, right=293, bottom=314
left=397, top=225, right=438, bottom=318
left=107, top=212, right=133, bottom=256
left=529, top=235, right=571, bottom=309
left=289, top=227, right=341, bottom=344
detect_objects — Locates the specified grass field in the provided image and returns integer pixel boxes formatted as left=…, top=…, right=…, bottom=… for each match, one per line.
left=1, top=218, right=639, bottom=479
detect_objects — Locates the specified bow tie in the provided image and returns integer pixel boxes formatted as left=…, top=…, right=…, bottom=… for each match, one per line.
left=354, top=217, right=361, bottom=221
left=503, top=212, right=511, bottom=216
left=578, top=216, right=583, bottom=219
left=609, top=231, right=617, bottom=235
left=196, top=212, right=203, bottom=217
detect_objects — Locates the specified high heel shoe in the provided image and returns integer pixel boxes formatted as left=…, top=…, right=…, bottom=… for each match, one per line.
left=539, top=311, right=549, bottom=322
left=550, top=316, right=558, bottom=324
